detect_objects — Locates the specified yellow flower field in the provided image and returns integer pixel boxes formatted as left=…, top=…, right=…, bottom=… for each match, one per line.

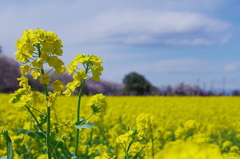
left=1, top=94, right=240, bottom=158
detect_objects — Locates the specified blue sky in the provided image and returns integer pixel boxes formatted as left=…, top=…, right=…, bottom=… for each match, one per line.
left=1, top=0, right=240, bottom=90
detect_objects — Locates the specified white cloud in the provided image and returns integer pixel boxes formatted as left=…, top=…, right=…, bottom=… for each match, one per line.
left=0, top=0, right=238, bottom=89
left=224, top=63, right=240, bottom=72
left=77, top=10, right=230, bottom=47
left=0, top=0, right=231, bottom=57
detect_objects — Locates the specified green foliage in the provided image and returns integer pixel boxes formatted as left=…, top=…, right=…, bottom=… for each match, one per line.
left=75, top=118, right=95, bottom=129
left=123, top=72, right=157, bottom=95
left=1, top=130, right=13, bottom=159
left=16, top=129, right=73, bottom=158
left=132, top=146, right=146, bottom=159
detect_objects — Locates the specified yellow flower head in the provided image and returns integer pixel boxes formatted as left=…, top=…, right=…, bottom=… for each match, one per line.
left=136, top=113, right=158, bottom=131
left=17, top=75, right=29, bottom=87
left=88, top=93, right=107, bottom=113
left=52, top=79, right=64, bottom=92
left=39, top=73, right=51, bottom=85
left=15, top=28, right=63, bottom=64
left=67, top=54, right=104, bottom=81
left=19, top=65, right=30, bottom=75
left=184, top=120, right=200, bottom=131
left=73, top=69, right=88, bottom=80
left=47, top=92, right=58, bottom=107
left=116, top=130, right=134, bottom=144
left=31, top=69, right=41, bottom=79
left=63, top=80, right=81, bottom=96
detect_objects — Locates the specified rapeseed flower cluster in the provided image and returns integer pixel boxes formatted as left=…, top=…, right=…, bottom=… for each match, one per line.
left=15, top=29, right=63, bottom=64
left=116, top=130, right=135, bottom=144
left=88, top=93, right=107, bottom=113
left=64, top=54, right=104, bottom=96
left=136, top=113, right=158, bottom=132
left=3, top=29, right=105, bottom=159
left=10, top=29, right=65, bottom=108
left=2, top=95, right=240, bottom=158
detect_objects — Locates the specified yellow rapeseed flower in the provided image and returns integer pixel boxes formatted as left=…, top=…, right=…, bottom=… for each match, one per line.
left=63, top=80, right=81, bottom=96
left=88, top=93, right=107, bottom=113
left=19, top=65, right=30, bottom=75
left=17, top=75, right=29, bottom=87
left=52, top=79, right=64, bottom=92
left=39, top=73, right=51, bottom=85
left=31, top=69, right=41, bottom=79
left=47, top=92, right=58, bottom=107
left=31, top=58, right=44, bottom=69
left=67, top=54, right=104, bottom=81
left=73, top=69, right=88, bottom=80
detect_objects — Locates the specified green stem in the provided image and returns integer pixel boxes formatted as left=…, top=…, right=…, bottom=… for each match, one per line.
left=126, top=137, right=135, bottom=154
left=46, top=105, right=51, bottom=159
left=121, top=144, right=128, bottom=159
left=50, top=144, right=59, bottom=159
left=82, top=112, right=95, bottom=123
left=50, top=120, right=71, bottom=130
left=123, top=137, right=135, bottom=159
left=74, top=65, right=89, bottom=156
left=41, top=81, right=51, bottom=159
left=74, top=79, right=86, bottom=156
left=25, top=105, right=42, bottom=131
left=43, top=84, right=51, bottom=159
left=36, top=42, right=52, bottom=159
left=28, top=105, right=45, bottom=114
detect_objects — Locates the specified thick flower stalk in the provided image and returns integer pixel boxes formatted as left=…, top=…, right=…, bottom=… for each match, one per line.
left=11, top=28, right=65, bottom=159
left=64, top=54, right=104, bottom=156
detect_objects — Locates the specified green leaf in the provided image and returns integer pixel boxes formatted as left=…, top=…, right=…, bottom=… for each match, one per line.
left=39, top=114, right=47, bottom=127
left=2, top=130, right=13, bottom=159
left=16, top=129, right=72, bottom=158
left=16, top=129, right=45, bottom=139
left=74, top=118, right=95, bottom=129
left=75, top=121, right=95, bottom=129
left=15, top=143, right=30, bottom=158
left=132, top=146, right=146, bottom=159
left=0, top=156, right=7, bottom=159
left=91, top=104, right=101, bottom=113
left=49, top=136, right=72, bottom=158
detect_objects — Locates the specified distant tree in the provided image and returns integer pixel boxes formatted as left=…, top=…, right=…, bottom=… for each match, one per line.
left=123, top=72, right=155, bottom=95
left=0, top=54, right=20, bottom=92
left=0, top=45, right=2, bottom=54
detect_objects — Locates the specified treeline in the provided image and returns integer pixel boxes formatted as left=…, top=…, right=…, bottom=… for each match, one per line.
left=0, top=53, right=239, bottom=96
left=122, top=72, right=240, bottom=96
left=0, top=53, right=123, bottom=95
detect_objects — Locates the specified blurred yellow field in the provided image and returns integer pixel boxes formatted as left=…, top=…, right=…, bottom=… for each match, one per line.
left=1, top=94, right=240, bottom=158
